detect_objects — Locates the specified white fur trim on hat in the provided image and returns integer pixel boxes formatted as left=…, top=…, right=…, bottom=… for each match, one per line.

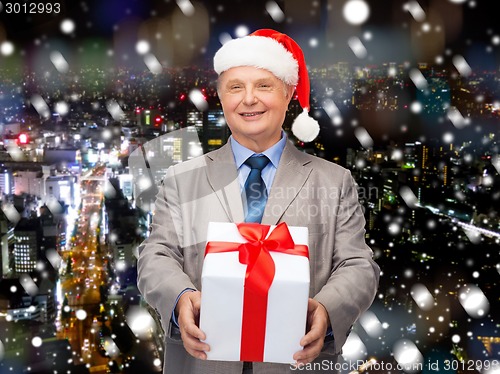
left=214, top=36, right=299, bottom=86
left=291, top=110, right=320, bottom=143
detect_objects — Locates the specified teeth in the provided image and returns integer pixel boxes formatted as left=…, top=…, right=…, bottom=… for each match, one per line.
left=242, top=112, right=261, bottom=117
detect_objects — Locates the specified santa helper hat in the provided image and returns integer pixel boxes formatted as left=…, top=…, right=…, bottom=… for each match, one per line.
left=213, top=29, right=320, bottom=143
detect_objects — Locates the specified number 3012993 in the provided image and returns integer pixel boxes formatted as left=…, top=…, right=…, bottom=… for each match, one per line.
left=2, top=2, right=61, bottom=14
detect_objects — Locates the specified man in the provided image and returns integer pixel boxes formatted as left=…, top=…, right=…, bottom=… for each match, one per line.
left=137, top=29, right=380, bottom=373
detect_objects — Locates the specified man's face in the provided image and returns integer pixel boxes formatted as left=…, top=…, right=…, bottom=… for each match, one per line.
left=217, top=66, right=294, bottom=151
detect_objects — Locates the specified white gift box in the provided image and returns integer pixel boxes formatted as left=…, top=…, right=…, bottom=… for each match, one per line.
left=199, top=222, right=310, bottom=364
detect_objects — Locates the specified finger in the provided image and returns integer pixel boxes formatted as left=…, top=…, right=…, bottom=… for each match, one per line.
left=178, top=307, right=202, bottom=336
left=299, top=323, right=322, bottom=347
left=182, top=332, right=210, bottom=352
left=180, top=319, right=209, bottom=349
left=182, top=333, right=210, bottom=351
left=185, top=345, right=208, bottom=360
left=184, top=320, right=207, bottom=341
left=181, top=325, right=210, bottom=358
left=293, top=337, right=323, bottom=364
left=192, top=293, right=202, bottom=310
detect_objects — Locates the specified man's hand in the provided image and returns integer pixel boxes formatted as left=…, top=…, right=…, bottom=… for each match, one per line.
left=293, top=298, right=330, bottom=366
left=175, top=290, right=210, bottom=360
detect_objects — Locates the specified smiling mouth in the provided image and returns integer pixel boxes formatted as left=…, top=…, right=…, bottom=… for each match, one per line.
left=240, top=111, right=265, bottom=117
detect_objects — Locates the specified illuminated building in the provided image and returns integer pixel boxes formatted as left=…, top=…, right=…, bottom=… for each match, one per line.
left=13, top=218, right=42, bottom=274
left=40, top=204, right=67, bottom=256
left=204, top=110, right=229, bottom=152
left=477, top=336, right=500, bottom=355
left=13, top=170, right=44, bottom=197
left=0, top=209, right=15, bottom=278
left=0, top=169, right=14, bottom=196
left=45, top=176, right=76, bottom=207
left=136, top=108, right=165, bottom=134
left=6, top=292, right=56, bottom=323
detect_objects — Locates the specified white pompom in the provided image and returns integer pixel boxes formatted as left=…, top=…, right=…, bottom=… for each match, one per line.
left=291, top=110, right=320, bottom=142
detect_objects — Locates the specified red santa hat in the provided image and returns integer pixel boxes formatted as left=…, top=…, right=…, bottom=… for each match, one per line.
left=213, top=29, right=320, bottom=143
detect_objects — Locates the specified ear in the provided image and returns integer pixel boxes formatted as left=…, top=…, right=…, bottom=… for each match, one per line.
left=286, top=85, right=295, bottom=103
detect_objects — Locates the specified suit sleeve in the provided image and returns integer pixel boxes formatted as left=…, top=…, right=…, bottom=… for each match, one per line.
left=137, top=166, right=196, bottom=332
left=314, top=169, right=380, bottom=354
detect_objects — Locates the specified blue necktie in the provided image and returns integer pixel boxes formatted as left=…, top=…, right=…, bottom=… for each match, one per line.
left=243, top=156, right=270, bottom=223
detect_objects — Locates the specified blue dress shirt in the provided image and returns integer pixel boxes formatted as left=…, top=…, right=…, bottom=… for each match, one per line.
left=230, top=132, right=287, bottom=195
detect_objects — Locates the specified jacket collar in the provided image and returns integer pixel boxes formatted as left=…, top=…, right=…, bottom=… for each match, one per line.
left=205, top=140, right=313, bottom=225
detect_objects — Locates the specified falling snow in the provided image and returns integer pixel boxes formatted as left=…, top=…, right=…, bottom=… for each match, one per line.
left=447, top=106, right=468, bottom=129
left=75, top=309, right=88, bottom=320
left=143, top=54, right=163, bottom=75
left=359, top=311, right=383, bottom=338
left=126, top=306, right=157, bottom=339
left=322, top=98, right=342, bottom=125
left=54, top=101, right=70, bottom=116
left=409, top=68, right=428, bottom=90
left=30, top=94, right=51, bottom=120
left=354, top=127, right=373, bottom=149
left=49, top=51, right=70, bottom=74
left=452, top=55, right=472, bottom=77
left=60, top=19, right=76, bottom=34
left=410, top=283, right=435, bottom=311
left=0, top=41, right=14, bottom=56
left=176, top=0, right=195, bottom=17
left=266, top=1, right=285, bottom=23
left=459, top=285, right=490, bottom=318
left=343, top=0, right=370, bottom=25
left=189, top=88, right=208, bottom=111
left=234, top=25, right=249, bottom=38
left=404, top=1, right=426, bottom=22
left=106, top=99, right=126, bottom=121
left=348, top=36, right=368, bottom=59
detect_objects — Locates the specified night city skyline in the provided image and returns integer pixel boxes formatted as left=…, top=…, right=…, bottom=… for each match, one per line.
left=0, top=1, right=499, bottom=373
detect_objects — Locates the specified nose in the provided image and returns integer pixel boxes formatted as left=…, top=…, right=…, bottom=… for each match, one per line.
left=242, top=88, right=258, bottom=106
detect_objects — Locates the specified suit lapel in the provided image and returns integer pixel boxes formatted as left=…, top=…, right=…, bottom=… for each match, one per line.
left=262, top=141, right=313, bottom=225
left=205, top=143, right=245, bottom=223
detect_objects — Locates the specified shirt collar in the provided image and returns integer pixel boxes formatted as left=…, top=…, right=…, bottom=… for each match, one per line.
left=230, top=132, right=287, bottom=169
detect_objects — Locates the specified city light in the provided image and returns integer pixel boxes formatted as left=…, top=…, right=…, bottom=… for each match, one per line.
left=17, top=133, right=28, bottom=144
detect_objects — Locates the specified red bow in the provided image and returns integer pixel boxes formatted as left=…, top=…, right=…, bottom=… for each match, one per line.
left=205, top=222, right=309, bottom=361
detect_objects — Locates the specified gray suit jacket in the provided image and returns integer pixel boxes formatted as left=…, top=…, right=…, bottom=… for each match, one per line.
left=137, top=140, right=380, bottom=374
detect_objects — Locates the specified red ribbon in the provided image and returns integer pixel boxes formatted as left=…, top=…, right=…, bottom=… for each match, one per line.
left=205, top=222, right=309, bottom=362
